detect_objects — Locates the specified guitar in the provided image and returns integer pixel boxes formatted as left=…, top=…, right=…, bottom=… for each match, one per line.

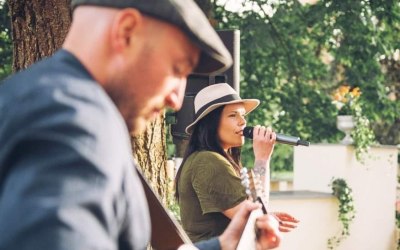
left=136, top=167, right=192, bottom=250
left=237, top=167, right=268, bottom=250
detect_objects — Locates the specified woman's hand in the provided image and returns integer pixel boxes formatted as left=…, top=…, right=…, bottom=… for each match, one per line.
left=252, top=125, right=276, bottom=161
left=271, top=212, right=299, bottom=232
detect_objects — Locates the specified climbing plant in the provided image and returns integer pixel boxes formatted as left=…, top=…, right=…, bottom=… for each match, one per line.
left=328, top=177, right=356, bottom=249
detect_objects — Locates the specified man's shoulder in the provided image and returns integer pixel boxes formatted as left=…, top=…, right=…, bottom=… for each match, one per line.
left=0, top=52, right=130, bottom=178
left=0, top=50, right=111, bottom=115
left=0, top=50, right=126, bottom=151
left=0, top=50, right=100, bottom=105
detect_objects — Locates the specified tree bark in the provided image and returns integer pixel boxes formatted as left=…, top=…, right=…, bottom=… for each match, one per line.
left=131, top=114, right=169, bottom=205
left=8, top=0, right=71, bottom=71
left=8, top=0, right=169, bottom=204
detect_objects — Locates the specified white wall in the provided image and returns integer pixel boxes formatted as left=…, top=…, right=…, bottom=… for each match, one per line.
left=269, top=192, right=340, bottom=250
left=291, top=144, right=398, bottom=250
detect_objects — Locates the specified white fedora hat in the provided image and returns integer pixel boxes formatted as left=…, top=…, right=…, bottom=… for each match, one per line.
left=185, top=83, right=260, bottom=134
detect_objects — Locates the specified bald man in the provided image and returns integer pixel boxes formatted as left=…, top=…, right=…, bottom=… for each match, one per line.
left=0, top=1, right=281, bottom=249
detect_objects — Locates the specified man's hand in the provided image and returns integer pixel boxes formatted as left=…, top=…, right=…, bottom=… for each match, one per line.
left=218, top=201, right=281, bottom=250
left=255, top=215, right=281, bottom=250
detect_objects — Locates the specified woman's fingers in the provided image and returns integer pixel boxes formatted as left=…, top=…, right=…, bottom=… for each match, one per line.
left=253, top=125, right=276, bottom=141
left=271, top=212, right=300, bottom=233
left=252, top=125, right=276, bottom=160
left=273, top=212, right=300, bottom=222
left=278, top=223, right=297, bottom=232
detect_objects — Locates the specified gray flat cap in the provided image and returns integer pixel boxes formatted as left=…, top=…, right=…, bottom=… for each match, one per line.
left=71, top=0, right=233, bottom=74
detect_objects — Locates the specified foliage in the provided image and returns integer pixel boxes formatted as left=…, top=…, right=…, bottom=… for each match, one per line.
left=397, top=178, right=400, bottom=249
left=167, top=192, right=182, bottom=223
left=0, top=0, right=12, bottom=80
left=212, top=0, right=400, bottom=171
left=332, top=85, right=376, bottom=162
left=351, top=105, right=376, bottom=163
left=328, top=178, right=356, bottom=249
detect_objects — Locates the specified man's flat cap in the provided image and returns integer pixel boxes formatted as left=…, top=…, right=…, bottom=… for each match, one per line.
left=71, top=0, right=233, bottom=74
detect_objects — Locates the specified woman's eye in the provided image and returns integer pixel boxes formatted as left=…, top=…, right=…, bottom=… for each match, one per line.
left=228, top=113, right=245, bottom=118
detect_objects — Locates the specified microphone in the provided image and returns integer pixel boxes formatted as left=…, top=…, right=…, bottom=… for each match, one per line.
left=243, top=126, right=310, bottom=147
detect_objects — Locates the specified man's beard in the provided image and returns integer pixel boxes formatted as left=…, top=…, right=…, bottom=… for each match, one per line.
left=102, top=83, right=140, bottom=134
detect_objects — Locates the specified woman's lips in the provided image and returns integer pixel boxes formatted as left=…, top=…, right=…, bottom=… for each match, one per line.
left=236, top=130, right=244, bottom=136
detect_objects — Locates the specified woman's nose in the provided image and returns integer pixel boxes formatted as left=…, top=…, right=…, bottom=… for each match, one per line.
left=238, top=115, right=246, bottom=125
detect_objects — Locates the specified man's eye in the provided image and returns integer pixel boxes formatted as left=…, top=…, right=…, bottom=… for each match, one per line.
left=173, top=65, right=187, bottom=77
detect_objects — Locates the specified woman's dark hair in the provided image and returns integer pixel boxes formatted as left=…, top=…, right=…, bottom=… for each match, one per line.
left=174, top=105, right=242, bottom=200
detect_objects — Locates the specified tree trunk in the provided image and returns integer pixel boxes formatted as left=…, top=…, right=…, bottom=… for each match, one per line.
left=131, top=114, right=169, bottom=205
left=8, top=0, right=71, bottom=71
left=8, top=0, right=169, bottom=204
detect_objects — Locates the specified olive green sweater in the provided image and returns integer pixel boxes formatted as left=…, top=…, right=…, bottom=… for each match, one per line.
left=177, top=151, right=246, bottom=242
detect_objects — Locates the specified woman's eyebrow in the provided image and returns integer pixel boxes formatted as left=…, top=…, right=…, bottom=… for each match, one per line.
left=227, top=110, right=245, bottom=115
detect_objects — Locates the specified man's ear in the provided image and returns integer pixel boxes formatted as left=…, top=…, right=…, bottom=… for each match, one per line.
left=110, top=9, right=143, bottom=51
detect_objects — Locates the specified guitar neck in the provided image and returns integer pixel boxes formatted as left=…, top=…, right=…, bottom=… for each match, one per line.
left=247, top=169, right=269, bottom=213
left=237, top=168, right=270, bottom=250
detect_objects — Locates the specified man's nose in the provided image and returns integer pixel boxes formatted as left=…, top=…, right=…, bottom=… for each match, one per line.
left=165, top=79, right=187, bottom=111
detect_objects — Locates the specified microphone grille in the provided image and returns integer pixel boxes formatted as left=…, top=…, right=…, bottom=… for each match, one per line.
left=243, top=127, right=253, bottom=139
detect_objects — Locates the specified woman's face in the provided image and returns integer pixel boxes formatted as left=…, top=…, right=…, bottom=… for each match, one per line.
left=218, top=103, right=247, bottom=151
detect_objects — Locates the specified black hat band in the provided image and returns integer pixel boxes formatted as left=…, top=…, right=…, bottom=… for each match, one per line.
left=194, top=94, right=241, bottom=120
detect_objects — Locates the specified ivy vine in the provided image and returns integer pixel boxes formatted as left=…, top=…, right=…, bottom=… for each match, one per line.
left=328, top=178, right=356, bottom=249
left=351, top=105, right=376, bottom=164
left=396, top=207, right=400, bottom=250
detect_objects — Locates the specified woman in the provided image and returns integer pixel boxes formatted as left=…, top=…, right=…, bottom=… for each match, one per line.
left=175, top=83, right=298, bottom=242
